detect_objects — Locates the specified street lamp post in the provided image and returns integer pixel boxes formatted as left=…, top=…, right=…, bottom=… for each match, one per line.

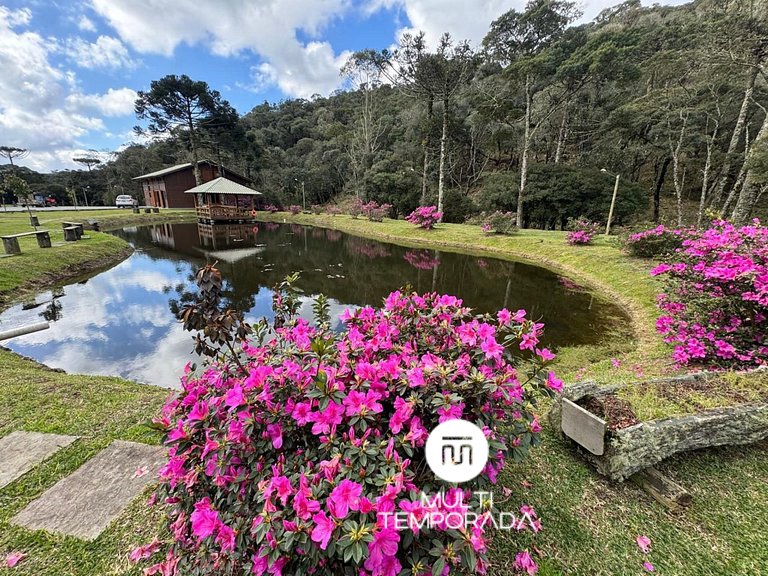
left=601, top=168, right=620, bottom=236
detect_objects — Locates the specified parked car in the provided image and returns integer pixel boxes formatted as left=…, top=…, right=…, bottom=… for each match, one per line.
left=20, top=194, right=56, bottom=207
left=116, top=195, right=136, bottom=208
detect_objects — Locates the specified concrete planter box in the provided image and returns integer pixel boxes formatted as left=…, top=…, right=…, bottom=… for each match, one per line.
left=551, top=372, right=768, bottom=480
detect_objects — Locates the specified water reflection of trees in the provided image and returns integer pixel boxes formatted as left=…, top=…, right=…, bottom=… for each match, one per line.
left=109, top=222, right=627, bottom=347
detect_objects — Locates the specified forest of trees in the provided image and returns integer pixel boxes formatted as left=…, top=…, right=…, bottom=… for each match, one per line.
left=1, top=0, right=766, bottom=229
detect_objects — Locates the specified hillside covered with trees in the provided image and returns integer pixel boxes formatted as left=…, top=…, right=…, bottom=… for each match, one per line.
left=2, top=0, right=766, bottom=229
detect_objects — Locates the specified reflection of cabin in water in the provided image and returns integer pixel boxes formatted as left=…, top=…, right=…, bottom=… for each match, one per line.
left=197, top=223, right=257, bottom=249
left=185, top=177, right=263, bottom=223
left=133, top=161, right=251, bottom=209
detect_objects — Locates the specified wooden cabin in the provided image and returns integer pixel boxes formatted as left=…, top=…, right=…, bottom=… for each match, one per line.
left=133, top=161, right=251, bottom=209
left=185, top=177, right=262, bottom=223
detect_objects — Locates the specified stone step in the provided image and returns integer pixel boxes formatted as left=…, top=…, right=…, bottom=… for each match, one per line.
left=12, top=440, right=166, bottom=540
left=0, top=431, right=78, bottom=490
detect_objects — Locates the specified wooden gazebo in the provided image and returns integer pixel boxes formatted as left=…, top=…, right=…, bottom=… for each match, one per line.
left=185, top=177, right=262, bottom=223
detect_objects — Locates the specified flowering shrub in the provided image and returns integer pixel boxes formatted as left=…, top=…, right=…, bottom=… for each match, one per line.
left=145, top=277, right=560, bottom=576
left=405, top=206, right=442, bottom=229
left=625, top=225, right=691, bottom=258
left=326, top=206, right=342, bottom=216
left=565, top=218, right=599, bottom=246
left=289, top=205, right=302, bottom=215
left=362, top=201, right=392, bottom=222
left=653, top=219, right=768, bottom=367
left=311, top=204, right=324, bottom=215
left=349, top=198, right=364, bottom=219
left=481, top=211, right=516, bottom=235
left=264, top=204, right=280, bottom=213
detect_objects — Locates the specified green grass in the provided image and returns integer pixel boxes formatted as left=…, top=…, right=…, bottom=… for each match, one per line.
left=0, top=209, right=195, bottom=303
left=0, top=350, right=167, bottom=576
left=1, top=210, right=767, bottom=575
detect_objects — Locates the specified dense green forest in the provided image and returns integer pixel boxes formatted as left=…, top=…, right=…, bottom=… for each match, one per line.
left=2, top=0, right=767, bottom=229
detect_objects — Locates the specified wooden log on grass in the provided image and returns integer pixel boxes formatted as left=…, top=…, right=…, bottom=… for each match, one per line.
left=630, top=467, right=692, bottom=511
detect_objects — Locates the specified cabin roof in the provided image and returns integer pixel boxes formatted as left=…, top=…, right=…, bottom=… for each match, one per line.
left=132, top=161, right=250, bottom=182
left=184, top=177, right=262, bottom=196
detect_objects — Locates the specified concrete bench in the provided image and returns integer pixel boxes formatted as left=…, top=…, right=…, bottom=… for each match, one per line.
left=61, top=222, right=84, bottom=239
left=63, top=226, right=80, bottom=242
left=1, top=230, right=52, bottom=255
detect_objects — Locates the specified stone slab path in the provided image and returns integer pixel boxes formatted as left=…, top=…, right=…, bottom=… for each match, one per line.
left=0, top=431, right=78, bottom=490
left=12, top=440, right=166, bottom=540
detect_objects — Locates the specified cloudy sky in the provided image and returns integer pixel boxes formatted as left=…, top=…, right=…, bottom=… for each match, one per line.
left=0, top=0, right=690, bottom=172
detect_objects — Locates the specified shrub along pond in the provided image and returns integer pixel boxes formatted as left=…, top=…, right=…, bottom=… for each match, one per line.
left=0, top=222, right=628, bottom=387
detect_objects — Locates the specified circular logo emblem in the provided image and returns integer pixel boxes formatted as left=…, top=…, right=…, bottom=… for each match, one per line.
left=425, top=419, right=489, bottom=483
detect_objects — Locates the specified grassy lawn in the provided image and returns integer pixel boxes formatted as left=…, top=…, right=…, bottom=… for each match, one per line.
left=0, top=209, right=195, bottom=303
left=1, top=211, right=766, bottom=575
left=0, top=350, right=167, bottom=576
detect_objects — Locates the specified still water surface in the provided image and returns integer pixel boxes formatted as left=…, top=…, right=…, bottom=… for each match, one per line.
left=0, top=222, right=627, bottom=387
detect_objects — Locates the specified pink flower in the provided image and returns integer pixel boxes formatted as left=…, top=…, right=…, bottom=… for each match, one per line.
left=132, top=466, right=148, bottom=478
left=129, top=539, right=161, bottom=563
left=310, top=511, right=335, bottom=550
left=5, top=552, right=26, bottom=568
left=364, top=528, right=400, bottom=575
left=190, top=498, right=220, bottom=540
left=216, top=523, right=236, bottom=552
left=329, top=479, right=363, bottom=518
left=611, top=358, right=621, bottom=369
left=536, top=348, right=556, bottom=361
left=643, top=561, right=655, bottom=572
left=513, top=550, right=538, bottom=575
left=437, top=402, right=464, bottom=423
left=545, top=371, right=563, bottom=393
left=224, top=384, right=245, bottom=409
left=497, top=308, right=512, bottom=325
left=267, top=423, right=283, bottom=449
left=187, top=400, right=208, bottom=422
left=636, top=535, right=652, bottom=554
left=291, top=401, right=312, bottom=425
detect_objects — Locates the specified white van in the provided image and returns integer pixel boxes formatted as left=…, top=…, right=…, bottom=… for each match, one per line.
left=116, top=195, right=136, bottom=208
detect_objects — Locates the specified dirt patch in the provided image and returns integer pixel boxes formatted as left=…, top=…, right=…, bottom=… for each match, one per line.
left=582, top=394, right=641, bottom=431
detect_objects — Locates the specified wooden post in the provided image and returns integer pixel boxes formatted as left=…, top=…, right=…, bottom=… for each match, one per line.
left=605, top=173, right=620, bottom=236
left=36, top=231, right=51, bottom=248
left=630, top=467, right=692, bottom=511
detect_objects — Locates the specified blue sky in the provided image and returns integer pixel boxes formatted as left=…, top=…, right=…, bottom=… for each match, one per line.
left=0, top=0, right=690, bottom=172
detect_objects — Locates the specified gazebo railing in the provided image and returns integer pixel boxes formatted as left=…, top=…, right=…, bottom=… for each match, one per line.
left=196, top=204, right=253, bottom=221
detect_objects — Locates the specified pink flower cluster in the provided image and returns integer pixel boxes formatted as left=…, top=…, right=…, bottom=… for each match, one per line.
left=566, top=218, right=599, bottom=246
left=626, top=225, right=693, bottom=258
left=145, top=290, right=559, bottom=575
left=652, top=219, right=768, bottom=368
left=405, top=206, right=443, bottom=229
left=289, top=205, right=302, bottom=215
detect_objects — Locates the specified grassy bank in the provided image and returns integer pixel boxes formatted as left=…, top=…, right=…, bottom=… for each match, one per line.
left=0, top=209, right=195, bottom=304
left=1, top=211, right=766, bottom=575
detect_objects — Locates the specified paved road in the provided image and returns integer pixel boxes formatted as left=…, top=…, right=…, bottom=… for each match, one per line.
left=0, top=206, right=128, bottom=213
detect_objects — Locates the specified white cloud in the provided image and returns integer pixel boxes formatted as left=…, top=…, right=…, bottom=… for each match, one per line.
left=77, top=14, right=97, bottom=32
left=91, top=0, right=352, bottom=98
left=0, top=7, right=139, bottom=171
left=62, top=35, right=138, bottom=70
left=66, top=87, right=138, bottom=117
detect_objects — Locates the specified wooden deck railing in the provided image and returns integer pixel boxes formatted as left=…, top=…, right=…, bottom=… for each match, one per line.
left=195, top=204, right=252, bottom=221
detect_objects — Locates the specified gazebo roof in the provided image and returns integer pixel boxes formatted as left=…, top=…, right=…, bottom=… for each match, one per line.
left=184, top=177, right=262, bottom=196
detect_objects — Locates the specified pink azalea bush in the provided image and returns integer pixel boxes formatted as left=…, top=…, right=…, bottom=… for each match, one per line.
left=264, top=204, right=280, bottom=213
left=565, top=218, right=599, bottom=246
left=626, top=225, right=692, bottom=258
left=289, top=205, right=302, bottom=215
left=652, top=219, right=768, bottom=367
left=145, top=286, right=560, bottom=576
left=362, top=201, right=392, bottom=222
left=405, top=206, right=443, bottom=229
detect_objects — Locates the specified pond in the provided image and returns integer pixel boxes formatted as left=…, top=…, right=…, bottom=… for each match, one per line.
left=0, top=222, right=628, bottom=387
